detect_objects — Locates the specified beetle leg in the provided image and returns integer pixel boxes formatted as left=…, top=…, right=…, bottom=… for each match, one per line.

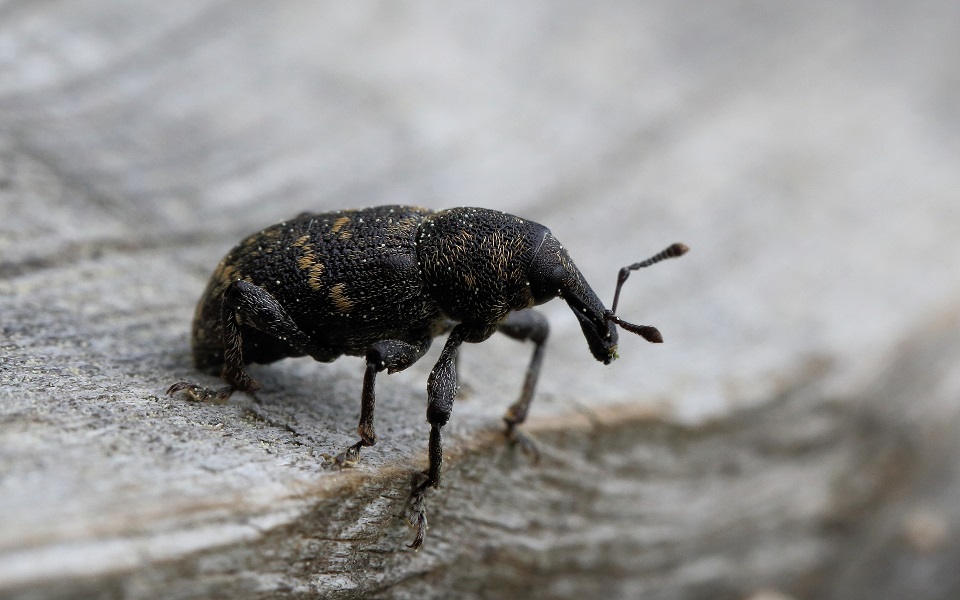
left=166, top=380, right=234, bottom=403
left=221, top=279, right=324, bottom=392
left=170, top=280, right=320, bottom=402
left=407, top=326, right=468, bottom=549
left=497, top=309, right=549, bottom=461
left=330, top=337, right=432, bottom=469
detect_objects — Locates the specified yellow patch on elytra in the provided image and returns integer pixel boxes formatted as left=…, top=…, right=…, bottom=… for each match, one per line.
left=330, top=216, right=352, bottom=239
left=305, top=263, right=325, bottom=290
left=329, top=282, right=355, bottom=313
left=295, top=239, right=325, bottom=290
left=217, top=263, right=238, bottom=286
left=385, top=216, right=419, bottom=239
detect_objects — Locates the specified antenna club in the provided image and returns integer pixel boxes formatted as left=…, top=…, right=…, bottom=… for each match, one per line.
left=609, top=242, right=689, bottom=315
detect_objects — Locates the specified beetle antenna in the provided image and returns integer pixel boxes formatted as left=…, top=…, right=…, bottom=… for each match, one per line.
left=610, top=242, right=688, bottom=315
left=604, top=311, right=664, bottom=343
left=605, top=242, right=688, bottom=344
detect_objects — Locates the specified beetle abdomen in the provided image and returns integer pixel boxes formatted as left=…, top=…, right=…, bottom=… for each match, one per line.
left=190, top=205, right=442, bottom=371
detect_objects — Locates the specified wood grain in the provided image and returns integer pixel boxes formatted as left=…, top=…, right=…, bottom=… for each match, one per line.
left=2, top=1, right=960, bottom=598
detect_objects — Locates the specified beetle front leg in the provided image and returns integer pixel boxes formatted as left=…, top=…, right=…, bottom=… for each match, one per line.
left=330, top=337, right=432, bottom=469
left=497, top=309, right=549, bottom=459
left=407, top=326, right=466, bottom=549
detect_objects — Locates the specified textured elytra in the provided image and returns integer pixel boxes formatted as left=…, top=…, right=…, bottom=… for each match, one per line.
left=192, top=205, right=438, bottom=372
left=192, top=206, right=580, bottom=374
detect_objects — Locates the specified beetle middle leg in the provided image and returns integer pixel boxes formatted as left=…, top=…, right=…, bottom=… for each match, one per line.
left=168, top=280, right=319, bottom=403
left=497, top=308, right=549, bottom=460
left=330, top=336, right=433, bottom=469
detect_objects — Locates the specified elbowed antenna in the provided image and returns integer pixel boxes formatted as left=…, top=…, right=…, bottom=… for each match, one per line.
left=604, top=242, right=689, bottom=343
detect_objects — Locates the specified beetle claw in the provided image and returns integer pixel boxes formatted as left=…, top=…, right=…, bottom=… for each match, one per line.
left=506, top=424, right=541, bottom=464
left=325, top=441, right=364, bottom=470
left=406, top=473, right=431, bottom=549
left=166, top=381, right=233, bottom=404
left=406, top=507, right=427, bottom=550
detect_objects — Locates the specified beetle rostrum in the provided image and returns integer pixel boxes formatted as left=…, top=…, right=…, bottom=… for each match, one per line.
left=167, top=205, right=687, bottom=549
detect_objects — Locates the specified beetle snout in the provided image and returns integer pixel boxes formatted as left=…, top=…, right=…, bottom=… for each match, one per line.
left=574, top=309, right=619, bottom=364
left=599, top=322, right=619, bottom=364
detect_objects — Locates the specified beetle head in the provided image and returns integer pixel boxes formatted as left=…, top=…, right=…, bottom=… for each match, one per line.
left=528, top=234, right=687, bottom=364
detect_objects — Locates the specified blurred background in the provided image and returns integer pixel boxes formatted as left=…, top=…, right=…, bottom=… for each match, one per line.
left=2, top=1, right=960, bottom=599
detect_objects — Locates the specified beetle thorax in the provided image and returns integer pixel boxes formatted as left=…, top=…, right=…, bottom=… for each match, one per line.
left=416, top=207, right=548, bottom=325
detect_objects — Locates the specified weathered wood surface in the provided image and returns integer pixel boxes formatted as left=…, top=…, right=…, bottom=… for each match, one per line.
left=2, top=2, right=960, bottom=599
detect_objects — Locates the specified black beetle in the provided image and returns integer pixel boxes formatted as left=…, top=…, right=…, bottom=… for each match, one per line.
left=168, top=205, right=687, bottom=548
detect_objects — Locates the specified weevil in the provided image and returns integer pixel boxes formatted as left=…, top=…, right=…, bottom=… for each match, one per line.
left=168, top=205, right=687, bottom=548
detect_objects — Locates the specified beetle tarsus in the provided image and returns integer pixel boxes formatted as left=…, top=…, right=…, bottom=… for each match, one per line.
left=406, top=471, right=432, bottom=549
left=505, top=423, right=541, bottom=463
left=326, top=440, right=365, bottom=470
left=166, top=381, right=234, bottom=403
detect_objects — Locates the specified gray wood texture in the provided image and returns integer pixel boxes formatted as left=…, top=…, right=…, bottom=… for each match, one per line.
left=2, top=1, right=959, bottom=598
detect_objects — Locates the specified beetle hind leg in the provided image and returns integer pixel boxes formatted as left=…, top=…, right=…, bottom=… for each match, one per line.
left=169, top=280, right=313, bottom=403
left=219, top=279, right=315, bottom=395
